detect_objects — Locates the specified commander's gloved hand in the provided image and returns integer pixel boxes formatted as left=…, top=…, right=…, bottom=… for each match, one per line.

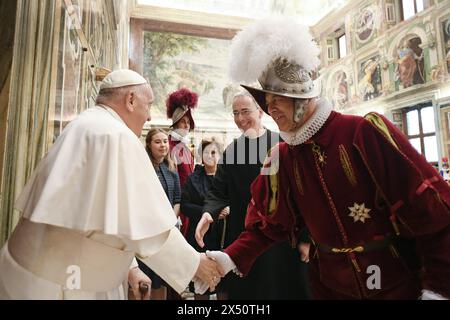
left=206, top=250, right=243, bottom=277
left=420, top=290, right=448, bottom=300
left=193, top=251, right=243, bottom=294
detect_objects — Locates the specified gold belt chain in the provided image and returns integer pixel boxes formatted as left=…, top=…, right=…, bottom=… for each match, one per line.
left=331, top=246, right=364, bottom=253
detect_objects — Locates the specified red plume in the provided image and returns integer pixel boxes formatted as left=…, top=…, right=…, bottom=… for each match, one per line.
left=166, top=88, right=198, bottom=119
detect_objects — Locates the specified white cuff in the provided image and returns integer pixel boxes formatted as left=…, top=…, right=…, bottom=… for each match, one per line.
left=193, top=277, right=209, bottom=295
left=421, top=289, right=448, bottom=300
left=206, top=250, right=243, bottom=277
left=133, top=228, right=200, bottom=293
left=129, top=257, right=139, bottom=269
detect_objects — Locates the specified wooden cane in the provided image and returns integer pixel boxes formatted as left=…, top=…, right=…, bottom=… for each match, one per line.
left=139, top=282, right=150, bottom=297
left=220, top=216, right=227, bottom=250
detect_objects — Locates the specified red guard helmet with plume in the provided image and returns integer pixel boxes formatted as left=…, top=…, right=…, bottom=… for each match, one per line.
left=166, top=88, right=198, bottom=130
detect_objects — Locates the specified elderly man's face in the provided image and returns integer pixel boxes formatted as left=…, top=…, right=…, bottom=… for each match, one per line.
left=232, top=96, right=263, bottom=135
left=135, top=85, right=154, bottom=124
left=265, top=93, right=295, bottom=132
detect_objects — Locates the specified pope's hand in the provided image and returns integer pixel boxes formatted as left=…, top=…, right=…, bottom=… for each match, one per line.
left=194, top=253, right=224, bottom=292
left=128, top=267, right=151, bottom=300
left=193, top=251, right=242, bottom=295
left=196, top=212, right=214, bottom=248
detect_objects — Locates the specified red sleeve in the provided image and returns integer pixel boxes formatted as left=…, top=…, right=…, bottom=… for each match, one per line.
left=224, top=228, right=278, bottom=276
left=225, top=144, right=301, bottom=275
left=417, top=225, right=450, bottom=297
left=177, top=163, right=192, bottom=188
left=355, top=113, right=450, bottom=297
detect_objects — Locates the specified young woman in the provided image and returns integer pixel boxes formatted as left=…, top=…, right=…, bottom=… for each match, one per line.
left=137, top=128, right=181, bottom=300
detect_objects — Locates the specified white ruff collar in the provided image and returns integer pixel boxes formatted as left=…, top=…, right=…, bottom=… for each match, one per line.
left=279, top=98, right=333, bottom=146
left=170, top=130, right=190, bottom=145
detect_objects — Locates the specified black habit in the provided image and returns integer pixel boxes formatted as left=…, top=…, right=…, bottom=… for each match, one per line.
left=203, top=129, right=310, bottom=300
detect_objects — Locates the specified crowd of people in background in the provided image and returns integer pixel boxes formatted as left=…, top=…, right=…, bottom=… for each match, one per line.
left=138, top=88, right=311, bottom=300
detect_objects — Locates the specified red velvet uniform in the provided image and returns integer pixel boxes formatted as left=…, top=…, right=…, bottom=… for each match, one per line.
left=169, top=136, right=194, bottom=237
left=225, top=111, right=450, bottom=299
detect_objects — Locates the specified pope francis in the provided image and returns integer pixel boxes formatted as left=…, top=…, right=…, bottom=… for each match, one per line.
left=0, top=69, right=223, bottom=300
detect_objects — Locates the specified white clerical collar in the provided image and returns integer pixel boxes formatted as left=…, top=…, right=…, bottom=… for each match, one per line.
left=96, top=104, right=127, bottom=126
left=242, top=127, right=267, bottom=139
left=279, top=98, right=333, bottom=146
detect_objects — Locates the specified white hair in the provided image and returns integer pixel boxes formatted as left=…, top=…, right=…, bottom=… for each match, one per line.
left=231, top=91, right=259, bottom=108
left=229, top=17, right=321, bottom=83
left=95, top=84, right=146, bottom=104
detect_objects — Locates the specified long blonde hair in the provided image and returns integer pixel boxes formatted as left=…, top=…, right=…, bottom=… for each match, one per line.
left=145, top=129, right=177, bottom=172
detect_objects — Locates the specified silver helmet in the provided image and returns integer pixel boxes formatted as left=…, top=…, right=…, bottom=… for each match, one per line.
left=230, top=17, right=321, bottom=114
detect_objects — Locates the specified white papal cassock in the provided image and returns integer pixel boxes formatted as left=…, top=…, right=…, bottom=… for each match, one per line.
left=0, top=106, right=200, bottom=299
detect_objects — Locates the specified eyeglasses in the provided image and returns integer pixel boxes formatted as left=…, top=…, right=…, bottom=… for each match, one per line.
left=231, top=108, right=257, bottom=117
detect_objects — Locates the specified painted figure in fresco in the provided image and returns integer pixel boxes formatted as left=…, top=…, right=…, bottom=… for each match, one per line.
left=333, top=71, right=349, bottom=110
left=446, top=40, right=450, bottom=72
left=395, top=38, right=424, bottom=88
left=359, top=58, right=380, bottom=101
left=356, top=8, right=375, bottom=42
left=444, top=19, right=450, bottom=72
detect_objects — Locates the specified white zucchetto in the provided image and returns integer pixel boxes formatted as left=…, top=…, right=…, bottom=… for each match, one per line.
left=100, top=69, right=148, bottom=90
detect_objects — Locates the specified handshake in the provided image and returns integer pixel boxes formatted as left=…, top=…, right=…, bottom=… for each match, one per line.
left=193, top=251, right=242, bottom=295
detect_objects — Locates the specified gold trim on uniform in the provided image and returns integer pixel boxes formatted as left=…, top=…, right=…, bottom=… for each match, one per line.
left=268, top=172, right=279, bottom=216
left=311, top=143, right=326, bottom=166
left=293, top=161, right=304, bottom=195
left=331, top=246, right=364, bottom=253
left=339, top=144, right=358, bottom=187
left=364, top=113, right=399, bottom=149
left=260, top=145, right=281, bottom=216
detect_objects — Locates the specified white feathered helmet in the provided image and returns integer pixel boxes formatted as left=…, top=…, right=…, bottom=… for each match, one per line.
left=229, top=18, right=322, bottom=114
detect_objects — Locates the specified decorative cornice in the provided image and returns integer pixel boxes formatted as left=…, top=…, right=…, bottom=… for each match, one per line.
left=131, top=4, right=253, bottom=30
left=310, top=0, right=364, bottom=38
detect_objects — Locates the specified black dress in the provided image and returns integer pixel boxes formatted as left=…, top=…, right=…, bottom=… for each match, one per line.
left=181, top=165, right=222, bottom=252
left=203, top=130, right=311, bottom=299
